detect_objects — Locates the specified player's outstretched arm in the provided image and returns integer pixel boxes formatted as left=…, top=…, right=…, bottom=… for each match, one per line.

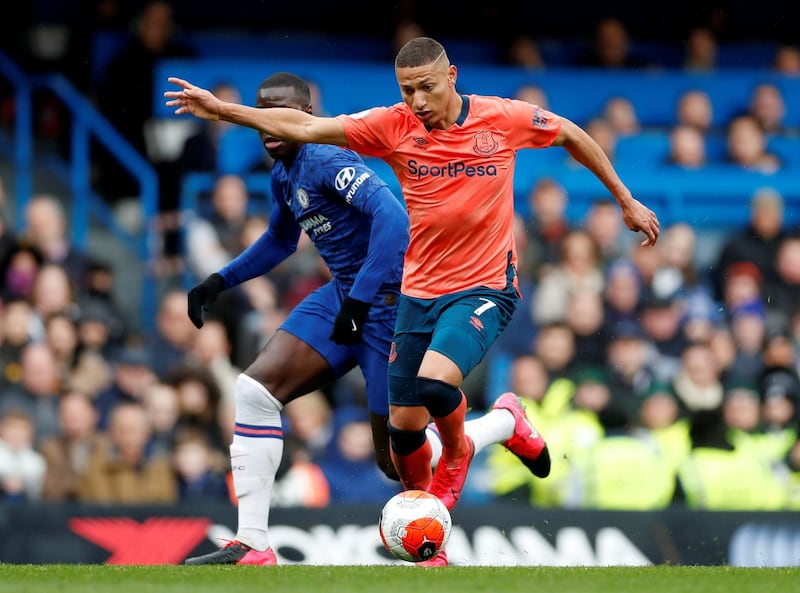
left=553, top=118, right=660, bottom=246
left=164, top=77, right=349, bottom=146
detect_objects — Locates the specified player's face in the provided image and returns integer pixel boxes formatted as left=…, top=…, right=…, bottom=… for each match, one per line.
left=255, top=85, right=307, bottom=159
left=396, top=61, right=457, bottom=129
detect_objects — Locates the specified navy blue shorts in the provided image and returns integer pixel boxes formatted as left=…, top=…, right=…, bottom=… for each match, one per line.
left=387, top=278, right=519, bottom=407
left=279, top=279, right=399, bottom=416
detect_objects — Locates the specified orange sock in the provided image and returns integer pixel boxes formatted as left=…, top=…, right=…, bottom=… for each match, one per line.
left=390, top=439, right=433, bottom=490
left=432, top=393, right=469, bottom=459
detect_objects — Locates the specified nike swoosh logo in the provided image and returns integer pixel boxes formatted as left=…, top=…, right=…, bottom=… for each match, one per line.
left=351, top=319, right=357, bottom=332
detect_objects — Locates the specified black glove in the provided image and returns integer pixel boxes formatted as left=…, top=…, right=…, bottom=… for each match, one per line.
left=187, top=273, right=225, bottom=329
left=329, top=297, right=372, bottom=345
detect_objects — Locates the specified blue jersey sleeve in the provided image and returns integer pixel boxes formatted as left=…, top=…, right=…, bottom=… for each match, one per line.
left=346, top=183, right=409, bottom=303
left=218, top=192, right=301, bottom=288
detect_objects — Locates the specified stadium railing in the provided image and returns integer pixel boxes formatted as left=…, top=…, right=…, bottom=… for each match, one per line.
left=0, top=50, right=161, bottom=330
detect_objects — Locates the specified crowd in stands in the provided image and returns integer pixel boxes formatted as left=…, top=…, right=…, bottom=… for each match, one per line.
left=0, top=1, right=799, bottom=512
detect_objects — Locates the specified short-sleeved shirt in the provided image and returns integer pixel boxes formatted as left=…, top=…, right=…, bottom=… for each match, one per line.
left=338, top=95, right=561, bottom=299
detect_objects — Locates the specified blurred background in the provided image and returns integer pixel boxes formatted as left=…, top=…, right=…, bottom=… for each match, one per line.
left=1, top=0, right=800, bottom=549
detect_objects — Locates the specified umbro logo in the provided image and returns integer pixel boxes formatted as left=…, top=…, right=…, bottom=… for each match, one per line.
left=412, top=137, right=428, bottom=145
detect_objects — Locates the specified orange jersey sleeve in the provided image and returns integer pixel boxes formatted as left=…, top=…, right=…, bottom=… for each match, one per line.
left=337, top=96, right=561, bottom=298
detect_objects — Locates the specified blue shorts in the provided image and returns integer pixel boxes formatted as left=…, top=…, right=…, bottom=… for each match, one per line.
left=279, top=279, right=399, bottom=416
left=387, top=275, right=519, bottom=407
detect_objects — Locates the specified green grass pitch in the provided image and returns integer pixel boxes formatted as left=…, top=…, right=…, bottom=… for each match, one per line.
left=0, top=565, right=798, bottom=593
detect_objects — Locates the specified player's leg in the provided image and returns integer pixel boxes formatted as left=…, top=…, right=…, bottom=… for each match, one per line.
left=419, top=285, right=520, bottom=511
left=186, top=285, right=349, bottom=565
left=387, top=295, right=436, bottom=491
left=357, top=312, right=401, bottom=481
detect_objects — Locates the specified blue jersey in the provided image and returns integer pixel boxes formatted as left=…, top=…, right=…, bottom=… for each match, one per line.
left=219, top=144, right=408, bottom=305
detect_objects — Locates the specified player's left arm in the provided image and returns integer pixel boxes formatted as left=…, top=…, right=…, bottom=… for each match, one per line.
left=347, top=183, right=409, bottom=303
left=552, top=117, right=660, bottom=246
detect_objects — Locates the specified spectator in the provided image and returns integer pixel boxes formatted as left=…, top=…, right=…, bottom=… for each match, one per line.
left=605, top=322, right=660, bottom=420
left=583, top=198, right=632, bottom=266
left=185, top=174, right=251, bottom=281
left=674, top=408, right=786, bottom=509
left=141, top=381, right=181, bottom=456
left=603, top=96, right=640, bottom=136
left=172, top=427, right=230, bottom=502
left=282, top=389, right=334, bottom=461
left=0, top=410, right=46, bottom=502
left=38, top=391, right=102, bottom=501
left=166, top=364, right=228, bottom=453
left=723, top=113, right=781, bottom=173
left=578, top=17, right=652, bottom=69
left=531, top=229, right=604, bottom=325
left=675, top=89, right=715, bottom=134
left=44, top=312, right=80, bottom=386
left=602, top=259, right=644, bottom=329
left=0, top=299, right=35, bottom=390
left=773, top=45, right=800, bottom=75
left=513, top=83, right=549, bottom=109
left=682, top=27, right=718, bottom=71
left=0, top=241, right=44, bottom=303
left=506, top=35, right=545, bottom=69
left=77, top=261, right=128, bottom=350
left=144, top=289, right=196, bottom=380
left=176, top=81, right=244, bottom=174
left=30, top=264, right=79, bottom=329
left=582, top=117, right=618, bottom=162
left=748, top=82, right=788, bottom=135
left=189, top=319, right=240, bottom=416
left=712, top=187, right=786, bottom=301
left=765, top=235, right=800, bottom=326
left=522, top=177, right=573, bottom=279
left=0, top=342, right=62, bottom=442
left=533, top=322, right=577, bottom=382
left=93, top=345, right=157, bottom=430
left=95, top=0, right=196, bottom=202
left=666, top=124, right=706, bottom=168
left=79, top=401, right=177, bottom=504
left=563, top=291, right=608, bottom=367
left=22, top=194, right=92, bottom=286
left=638, top=294, right=688, bottom=367
left=317, top=407, right=400, bottom=503
left=651, top=222, right=716, bottom=321
left=671, top=342, right=725, bottom=415
left=570, top=403, right=675, bottom=509
left=728, top=303, right=768, bottom=385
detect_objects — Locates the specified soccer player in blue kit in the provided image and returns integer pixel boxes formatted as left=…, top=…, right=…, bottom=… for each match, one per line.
left=182, top=72, right=550, bottom=566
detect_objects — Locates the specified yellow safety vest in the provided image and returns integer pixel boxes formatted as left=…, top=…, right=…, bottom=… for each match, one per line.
left=677, top=447, right=787, bottom=510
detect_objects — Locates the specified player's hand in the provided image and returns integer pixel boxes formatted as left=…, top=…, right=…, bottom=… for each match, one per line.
left=330, top=297, right=372, bottom=345
left=164, top=77, right=222, bottom=121
left=620, top=197, right=660, bottom=247
left=187, top=273, right=225, bottom=329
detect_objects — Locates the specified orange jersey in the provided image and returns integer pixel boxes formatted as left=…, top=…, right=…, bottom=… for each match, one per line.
left=337, top=95, right=561, bottom=298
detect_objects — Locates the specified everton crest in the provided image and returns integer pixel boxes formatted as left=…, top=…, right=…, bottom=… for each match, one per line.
left=472, top=131, right=499, bottom=156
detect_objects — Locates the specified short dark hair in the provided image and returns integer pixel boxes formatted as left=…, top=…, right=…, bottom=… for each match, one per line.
left=257, top=72, right=311, bottom=106
left=395, top=37, right=447, bottom=68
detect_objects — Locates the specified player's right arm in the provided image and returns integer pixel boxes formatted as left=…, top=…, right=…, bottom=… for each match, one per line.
left=165, top=77, right=349, bottom=147
left=218, top=199, right=300, bottom=287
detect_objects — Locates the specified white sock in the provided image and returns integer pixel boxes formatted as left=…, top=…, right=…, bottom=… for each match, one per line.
left=230, top=374, right=283, bottom=552
left=465, top=409, right=514, bottom=454
left=425, top=409, right=514, bottom=468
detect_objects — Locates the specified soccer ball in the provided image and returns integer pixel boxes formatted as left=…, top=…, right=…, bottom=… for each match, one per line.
left=379, top=489, right=452, bottom=562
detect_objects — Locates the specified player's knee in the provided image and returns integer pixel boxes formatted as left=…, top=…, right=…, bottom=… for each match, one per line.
left=415, top=376, right=461, bottom=417
left=388, top=424, right=427, bottom=456
left=235, top=373, right=283, bottom=419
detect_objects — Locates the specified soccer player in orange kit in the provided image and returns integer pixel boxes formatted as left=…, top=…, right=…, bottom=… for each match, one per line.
left=166, top=35, right=659, bottom=545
